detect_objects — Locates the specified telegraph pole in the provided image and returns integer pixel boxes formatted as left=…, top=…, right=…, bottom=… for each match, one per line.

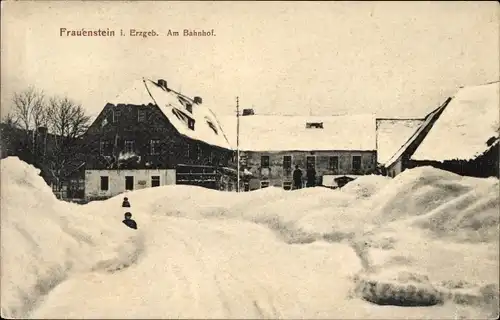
left=236, top=96, right=240, bottom=192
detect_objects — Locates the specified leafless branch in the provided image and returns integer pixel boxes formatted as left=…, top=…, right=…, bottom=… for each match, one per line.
left=12, top=86, right=47, bottom=132
left=45, top=95, right=91, bottom=180
left=46, top=96, right=90, bottom=140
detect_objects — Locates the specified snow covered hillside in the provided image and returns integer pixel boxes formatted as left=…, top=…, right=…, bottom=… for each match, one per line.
left=1, top=157, right=498, bottom=319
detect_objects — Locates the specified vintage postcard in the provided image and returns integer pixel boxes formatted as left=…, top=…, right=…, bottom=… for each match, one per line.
left=1, top=1, right=499, bottom=319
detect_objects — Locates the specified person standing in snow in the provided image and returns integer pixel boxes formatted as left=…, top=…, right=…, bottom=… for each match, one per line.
left=306, top=165, right=317, bottom=187
left=123, top=212, right=137, bottom=230
left=293, top=165, right=303, bottom=190
left=122, top=197, right=131, bottom=208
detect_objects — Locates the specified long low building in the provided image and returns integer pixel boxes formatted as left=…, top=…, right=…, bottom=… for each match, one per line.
left=219, top=112, right=377, bottom=190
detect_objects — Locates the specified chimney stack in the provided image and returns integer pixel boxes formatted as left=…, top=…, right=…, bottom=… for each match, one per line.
left=157, top=79, right=168, bottom=90
left=193, top=96, right=203, bottom=104
left=242, top=108, right=255, bottom=116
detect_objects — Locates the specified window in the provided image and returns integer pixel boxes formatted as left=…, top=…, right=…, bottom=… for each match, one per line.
left=100, top=141, right=106, bottom=155
left=172, top=108, right=188, bottom=122
left=283, top=155, right=292, bottom=170
left=113, top=110, right=121, bottom=123
left=196, top=145, right=202, bottom=160
left=150, top=140, right=160, bottom=155
left=125, top=176, right=134, bottom=190
left=186, top=143, right=197, bottom=160
left=137, top=109, right=146, bottom=122
left=261, top=155, right=270, bottom=168
left=100, top=176, right=109, bottom=191
left=306, top=156, right=316, bottom=169
left=178, top=96, right=193, bottom=113
left=306, top=122, right=324, bottom=129
left=100, top=140, right=111, bottom=156
left=329, top=156, right=339, bottom=172
left=260, top=180, right=270, bottom=188
left=172, top=108, right=195, bottom=130
left=151, top=176, right=160, bottom=187
left=124, top=140, right=135, bottom=153
left=352, top=156, right=362, bottom=171
left=206, top=117, right=218, bottom=134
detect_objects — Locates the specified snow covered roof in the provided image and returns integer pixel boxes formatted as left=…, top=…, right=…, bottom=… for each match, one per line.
left=376, top=119, right=424, bottom=164
left=411, top=82, right=500, bottom=162
left=108, top=79, right=231, bottom=150
left=384, top=101, right=449, bottom=168
left=218, top=114, right=376, bottom=152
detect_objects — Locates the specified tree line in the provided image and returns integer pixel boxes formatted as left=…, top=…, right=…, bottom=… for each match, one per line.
left=1, top=86, right=92, bottom=188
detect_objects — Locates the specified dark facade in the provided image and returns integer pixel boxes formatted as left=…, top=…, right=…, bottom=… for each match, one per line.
left=83, top=102, right=234, bottom=188
left=409, top=141, right=499, bottom=178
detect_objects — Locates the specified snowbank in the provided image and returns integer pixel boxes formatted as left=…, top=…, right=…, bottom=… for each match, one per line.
left=0, top=157, right=145, bottom=319
left=1, top=157, right=498, bottom=319
left=365, top=166, right=495, bottom=225
left=340, top=174, right=392, bottom=198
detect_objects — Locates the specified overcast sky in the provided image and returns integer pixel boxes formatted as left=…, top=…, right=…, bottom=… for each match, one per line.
left=1, top=1, right=498, bottom=120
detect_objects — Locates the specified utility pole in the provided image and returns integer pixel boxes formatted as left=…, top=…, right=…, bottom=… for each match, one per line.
left=236, top=96, right=240, bottom=193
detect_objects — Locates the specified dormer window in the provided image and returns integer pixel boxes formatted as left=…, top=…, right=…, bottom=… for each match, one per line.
left=172, top=108, right=187, bottom=122
left=178, top=96, right=193, bottom=113
left=306, top=122, right=323, bottom=129
left=172, top=107, right=195, bottom=130
left=205, top=117, right=218, bottom=135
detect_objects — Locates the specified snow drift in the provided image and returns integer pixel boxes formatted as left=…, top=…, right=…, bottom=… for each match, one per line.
left=0, top=157, right=145, bottom=318
left=1, top=157, right=498, bottom=319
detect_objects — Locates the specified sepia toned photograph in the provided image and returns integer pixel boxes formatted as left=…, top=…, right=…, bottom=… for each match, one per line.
left=0, top=1, right=499, bottom=319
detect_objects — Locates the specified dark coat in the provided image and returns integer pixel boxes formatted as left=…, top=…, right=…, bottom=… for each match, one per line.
left=122, top=200, right=131, bottom=208
left=293, top=168, right=302, bottom=183
left=307, top=168, right=316, bottom=181
left=123, top=219, right=137, bottom=230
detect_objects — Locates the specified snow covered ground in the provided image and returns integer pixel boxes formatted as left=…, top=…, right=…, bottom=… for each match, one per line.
left=1, top=157, right=498, bottom=319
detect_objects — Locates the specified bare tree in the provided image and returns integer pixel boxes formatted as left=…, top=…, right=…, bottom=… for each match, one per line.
left=45, top=96, right=91, bottom=188
left=11, top=86, right=47, bottom=160
left=47, top=96, right=90, bottom=140
left=12, top=86, right=47, bottom=131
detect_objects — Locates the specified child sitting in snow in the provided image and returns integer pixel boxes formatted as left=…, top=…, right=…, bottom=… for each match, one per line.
left=123, top=212, right=137, bottom=230
left=122, top=197, right=131, bottom=208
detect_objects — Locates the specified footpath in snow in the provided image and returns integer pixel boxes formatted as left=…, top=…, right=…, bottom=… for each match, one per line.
left=1, top=157, right=498, bottom=319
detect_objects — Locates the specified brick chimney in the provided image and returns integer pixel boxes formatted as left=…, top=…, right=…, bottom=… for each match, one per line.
left=242, top=108, right=255, bottom=116
left=157, top=79, right=168, bottom=90
left=193, top=96, right=203, bottom=104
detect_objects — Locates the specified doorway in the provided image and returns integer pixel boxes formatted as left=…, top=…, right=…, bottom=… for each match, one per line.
left=125, top=176, right=134, bottom=191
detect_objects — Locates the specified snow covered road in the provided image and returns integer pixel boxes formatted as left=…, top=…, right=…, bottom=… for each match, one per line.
left=30, top=215, right=363, bottom=319
left=1, top=157, right=499, bottom=319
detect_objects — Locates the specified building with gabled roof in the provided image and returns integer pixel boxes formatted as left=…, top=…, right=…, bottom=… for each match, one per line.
left=383, top=81, right=499, bottom=178
left=83, top=78, right=235, bottom=199
left=410, top=81, right=499, bottom=177
left=219, top=112, right=377, bottom=190
left=375, top=118, right=424, bottom=166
